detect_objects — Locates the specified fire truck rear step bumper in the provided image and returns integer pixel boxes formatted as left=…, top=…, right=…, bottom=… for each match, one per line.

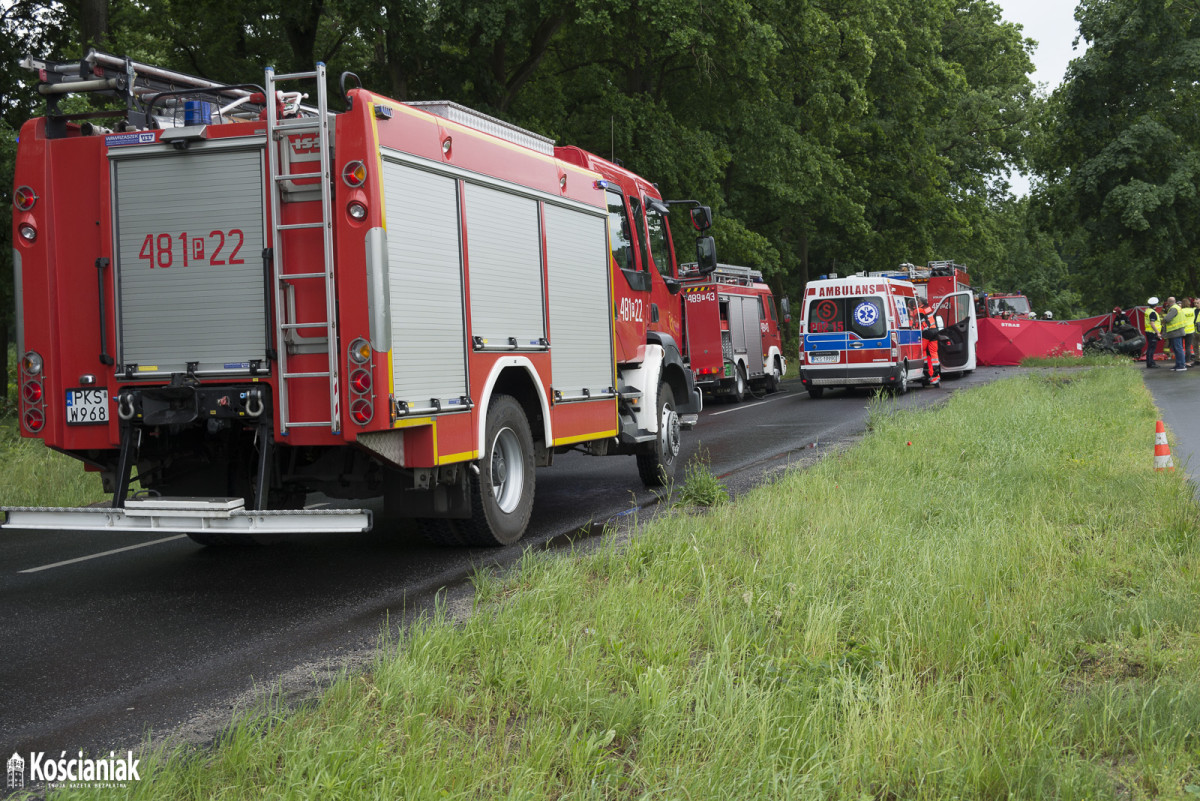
left=1, top=497, right=372, bottom=535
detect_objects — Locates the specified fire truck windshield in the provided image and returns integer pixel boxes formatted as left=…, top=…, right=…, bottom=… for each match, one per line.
left=988, top=296, right=1031, bottom=316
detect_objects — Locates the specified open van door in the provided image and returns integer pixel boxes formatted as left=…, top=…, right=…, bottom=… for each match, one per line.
left=934, top=289, right=977, bottom=374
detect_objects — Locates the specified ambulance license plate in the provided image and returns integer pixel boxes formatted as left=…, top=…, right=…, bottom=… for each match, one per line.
left=65, top=388, right=109, bottom=425
left=809, top=352, right=839, bottom=364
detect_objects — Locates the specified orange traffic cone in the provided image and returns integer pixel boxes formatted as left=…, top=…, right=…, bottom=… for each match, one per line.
left=1154, top=420, right=1175, bottom=471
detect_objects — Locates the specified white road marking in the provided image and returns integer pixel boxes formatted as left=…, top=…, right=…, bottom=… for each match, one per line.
left=708, top=394, right=791, bottom=417
left=19, top=535, right=188, bottom=574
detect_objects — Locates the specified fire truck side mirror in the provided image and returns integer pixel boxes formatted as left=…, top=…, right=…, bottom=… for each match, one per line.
left=689, top=206, right=713, bottom=232
left=695, top=236, right=717, bottom=275
left=780, top=297, right=792, bottom=323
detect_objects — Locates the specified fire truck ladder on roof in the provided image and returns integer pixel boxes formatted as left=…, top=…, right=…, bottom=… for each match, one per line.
left=711, top=263, right=764, bottom=287
left=265, top=63, right=340, bottom=435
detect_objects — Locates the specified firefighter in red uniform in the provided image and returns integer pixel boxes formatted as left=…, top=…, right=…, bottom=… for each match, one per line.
left=917, top=301, right=941, bottom=387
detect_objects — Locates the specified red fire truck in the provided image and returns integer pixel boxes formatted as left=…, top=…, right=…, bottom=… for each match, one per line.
left=872, top=261, right=977, bottom=377
left=681, top=264, right=787, bottom=401
left=3, top=52, right=718, bottom=546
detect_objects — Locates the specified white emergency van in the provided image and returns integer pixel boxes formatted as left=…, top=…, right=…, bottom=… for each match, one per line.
left=798, top=275, right=930, bottom=398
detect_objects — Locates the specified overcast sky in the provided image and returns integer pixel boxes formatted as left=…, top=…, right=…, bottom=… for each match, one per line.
left=991, top=0, right=1086, bottom=194
left=993, top=0, right=1084, bottom=90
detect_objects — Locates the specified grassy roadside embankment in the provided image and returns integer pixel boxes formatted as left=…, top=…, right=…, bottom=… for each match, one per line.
left=0, top=421, right=103, bottom=507
left=42, top=366, right=1200, bottom=799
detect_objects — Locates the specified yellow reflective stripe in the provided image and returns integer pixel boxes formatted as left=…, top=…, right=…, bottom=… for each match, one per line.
left=553, top=430, right=618, bottom=447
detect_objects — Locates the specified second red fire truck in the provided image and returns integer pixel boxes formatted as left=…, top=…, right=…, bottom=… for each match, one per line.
left=4, top=51, right=719, bottom=547
left=681, top=264, right=787, bottom=401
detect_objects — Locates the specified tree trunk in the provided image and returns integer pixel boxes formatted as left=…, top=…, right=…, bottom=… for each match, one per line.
left=78, top=0, right=109, bottom=52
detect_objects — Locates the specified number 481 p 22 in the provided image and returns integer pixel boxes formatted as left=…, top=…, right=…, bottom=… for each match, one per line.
left=138, top=229, right=245, bottom=268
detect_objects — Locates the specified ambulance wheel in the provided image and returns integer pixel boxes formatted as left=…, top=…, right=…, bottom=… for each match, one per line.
left=806, top=386, right=824, bottom=399
left=732, top=364, right=747, bottom=402
left=894, top=368, right=908, bottom=395
left=637, top=382, right=680, bottom=487
left=458, top=395, right=535, bottom=546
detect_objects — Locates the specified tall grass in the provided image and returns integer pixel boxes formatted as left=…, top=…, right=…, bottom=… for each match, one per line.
left=46, top=367, right=1200, bottom=800
left=0, top=417, right=104, bottom=506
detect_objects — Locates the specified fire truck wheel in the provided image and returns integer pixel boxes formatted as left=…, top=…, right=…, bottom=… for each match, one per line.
left=637, top=382, right=680, bottom=487
left=764, top=363, right=781, bottom=393
left=458, top=395, right=535, bottom=546
left=806, top=386, right=824, bottom=399
left=732, top=364, right=747, bottom=403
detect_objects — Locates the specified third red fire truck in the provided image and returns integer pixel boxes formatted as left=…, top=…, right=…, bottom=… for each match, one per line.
left=681, top=264, right=787, bottom=401
left=874, top=261, right=978, bottom=377
left=3, top=51, right=718, bottom=547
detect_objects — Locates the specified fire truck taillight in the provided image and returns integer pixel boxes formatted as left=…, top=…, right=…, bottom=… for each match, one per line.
left=350, top=398, right=373, bottom=425
left=22, top=351, right=43, bottom=376
left=346, top=339, right=374, bottom=426
left=348, top=338, right=371, bottom=364
left=14, top=186, right=37, bottom=211
left=350, top=369, right=372, bottom=394
left=22, top=381, right=43, bottom=404
left=347, top=201, right=367, bottom=221
left=20, top=351, right=46, bottom=433
left=18, top=223, right=37, bottom=243
left=24, top=407, right=45, bottom=433
left=342, top=161, right=366, bottom=187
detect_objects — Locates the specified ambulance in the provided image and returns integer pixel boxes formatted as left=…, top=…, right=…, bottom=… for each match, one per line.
left=797, top=275, right=927, bottom=398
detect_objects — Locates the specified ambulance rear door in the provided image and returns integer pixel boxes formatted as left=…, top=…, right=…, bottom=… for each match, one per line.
left=934, top=289, right=977, bottom=372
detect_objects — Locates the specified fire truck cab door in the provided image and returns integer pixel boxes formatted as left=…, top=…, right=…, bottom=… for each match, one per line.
left=607, top=190, right=650, bottom=363
left=640, top=197, right=683, bottom=346
left=933, top=289, right=977, bottom=372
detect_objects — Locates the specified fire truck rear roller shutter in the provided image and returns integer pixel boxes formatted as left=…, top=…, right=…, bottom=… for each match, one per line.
left=112, top=146, right=268, bottom=376
left=381, top=160, right=469, bottom=409
left=543, top=203, right=613, bottom=401
left=463, top=183, right=546, bottom=349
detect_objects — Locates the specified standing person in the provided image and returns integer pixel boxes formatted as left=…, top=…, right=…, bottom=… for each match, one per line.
left=917, top=301, right=941, bottom=387
left=1144, top=298, right=1162, bottom=368
left=1162, top=297, right=1187, bottom=370
left=1183, top=298, right=1197, bottom=366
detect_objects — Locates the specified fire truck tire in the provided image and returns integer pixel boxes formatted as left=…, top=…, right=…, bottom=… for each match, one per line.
left=732, top=364, right=747, bottom=403
left=764, top=363, right=781, bottom=393
left=457, top=395, right=535, bottom=546
left=637, top=382, right=680, bottom=487
left=806, top=386, right=824, bottom=399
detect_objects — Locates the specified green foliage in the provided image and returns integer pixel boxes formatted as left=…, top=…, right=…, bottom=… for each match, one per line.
left=1040, top=0, right=1200, bottom=309
left=674, top=449, right=729, bottom=508
left=2, top=0, right=1039, bottom=325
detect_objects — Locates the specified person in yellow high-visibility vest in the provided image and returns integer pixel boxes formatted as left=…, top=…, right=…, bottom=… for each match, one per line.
left=1185, top=298, right=1198, bottom=366
left=1144, top=297, right=1162, bottom=368
left=1163, top=297, right=1187, bottom=370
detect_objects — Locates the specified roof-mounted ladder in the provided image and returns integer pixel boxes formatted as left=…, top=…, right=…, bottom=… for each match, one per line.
left=265, top=63, right=340, bottom=434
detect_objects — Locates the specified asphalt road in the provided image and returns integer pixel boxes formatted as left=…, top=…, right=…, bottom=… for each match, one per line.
left=0, top=368, right=1012, bottom=764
